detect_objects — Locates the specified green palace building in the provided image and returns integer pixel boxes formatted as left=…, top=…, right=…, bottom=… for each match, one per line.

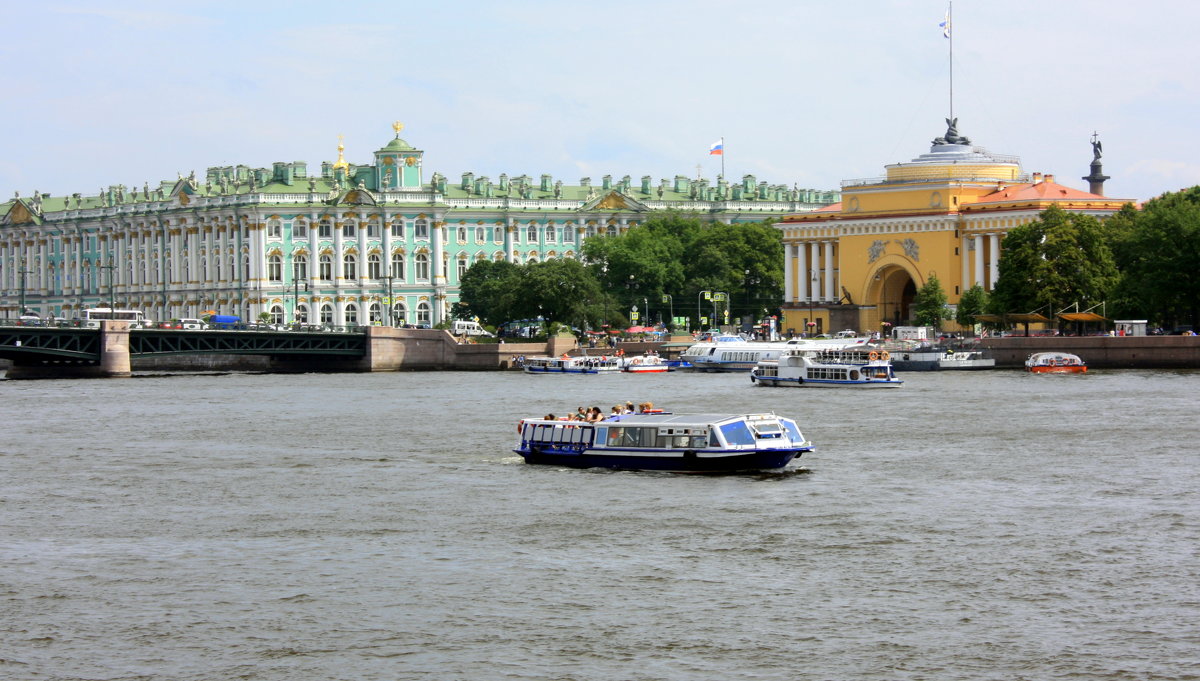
left=0, top=123, right=838, bottom=326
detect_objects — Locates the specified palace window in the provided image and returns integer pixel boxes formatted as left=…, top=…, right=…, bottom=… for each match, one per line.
left=294, top=218, right=309, bottom=239
left=267, top=219, right=282, bottom=238
left=416, top=301, right=431, bottom=325
left=269, top=304, right=283, bottom=324
left=344, top=219, right=357, bottom=239
left=367, top=219, right=381, bottom=238
left=415, top=253, right=430, bottom=281
left=345, top=303, right=359, bottom=325
left=369, top=302, right=382, bottom=324
left=391, top=220, right=404, bottom=238
left=527, top=223, right=538, bottom=243
left=320, top=303, right=333, bottom=324
left=456, top=254, right=468, bottom=281
left=319, top=219, right=332, bottom=238
left=319, top=254, right=333, bottom=280
left=343, top=253, right=358, bottom=280
left=296, top=303, right=309, bottom=324
left=391, top=253, right=405, bottom=281
left=547, top=225, right=557, bottom=243
left=476, top=226, right=486, bottom=243
left=293, top=254, right=308, bottom=281
left=414, top=218, right=429, bottom=239
left=267, top=255, right=283, bottom=282
left=457, top=225, right=468, bottom=242
left=392, top=301, right=406, bottom=325
left=367, top=253, right=382, bottom=279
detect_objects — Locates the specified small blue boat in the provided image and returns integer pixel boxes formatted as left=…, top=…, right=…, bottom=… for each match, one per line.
left=514, top=412, right=812, bottom=473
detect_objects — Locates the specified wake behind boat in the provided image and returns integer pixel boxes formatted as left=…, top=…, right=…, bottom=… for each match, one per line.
left=750, top=348, right=903, bottom=388
left=514, top=411, right=812, bottom=473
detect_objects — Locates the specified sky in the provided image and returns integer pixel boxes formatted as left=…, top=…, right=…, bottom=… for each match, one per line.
left=2, top=0, right=1198, bottom=205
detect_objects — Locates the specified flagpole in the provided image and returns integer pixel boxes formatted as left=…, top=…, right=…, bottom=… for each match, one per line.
left=720, top=136, right=725, bottom=178
left=948, top=1, right=954, bottom=122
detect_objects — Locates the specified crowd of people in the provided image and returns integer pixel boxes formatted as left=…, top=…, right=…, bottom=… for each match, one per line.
left=541, top=401, right=658, bottom=423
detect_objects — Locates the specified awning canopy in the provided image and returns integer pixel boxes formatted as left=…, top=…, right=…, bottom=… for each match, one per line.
left=1058, top=312, right=1108, bottom=322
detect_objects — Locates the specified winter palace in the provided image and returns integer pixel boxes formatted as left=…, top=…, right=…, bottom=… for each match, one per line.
left=0, top=122, right=838, bottom=326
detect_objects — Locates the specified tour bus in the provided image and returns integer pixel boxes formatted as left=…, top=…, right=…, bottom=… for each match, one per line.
left=81, top=308, right=148, bottom=329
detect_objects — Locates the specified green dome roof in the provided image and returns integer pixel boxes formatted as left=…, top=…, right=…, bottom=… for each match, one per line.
left=381, top=137, right=415, bottom=152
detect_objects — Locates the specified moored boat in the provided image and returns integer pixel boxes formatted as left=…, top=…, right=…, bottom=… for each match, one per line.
left=1025, top=351, right=1088, bottom=374
left=680, top=334, right=870, bottom=372
left=621, top=353, right=672, bottom=373
left=750, top=348, right=903, bottom=388
left=521, top=354, right=622, bottom=374
left=890, top=344, right=996, bottom=371
left=514, top=412, right=812, bottom=473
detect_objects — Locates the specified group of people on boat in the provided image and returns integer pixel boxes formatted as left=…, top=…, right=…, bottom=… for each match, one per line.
left=541, top=401, right=660, bottom=423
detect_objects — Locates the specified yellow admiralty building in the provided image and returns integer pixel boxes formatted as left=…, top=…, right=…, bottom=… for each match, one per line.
left=776, top=120, right=1131, bottom=336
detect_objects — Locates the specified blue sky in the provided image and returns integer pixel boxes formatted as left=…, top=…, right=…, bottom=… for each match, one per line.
left=2, top=0, right=1196, bottom=204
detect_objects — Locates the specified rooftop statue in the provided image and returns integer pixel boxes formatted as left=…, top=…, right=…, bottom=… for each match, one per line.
left=932, top=117, right=971, bottom=146
left=1091, top=132, right=1103, bottom=160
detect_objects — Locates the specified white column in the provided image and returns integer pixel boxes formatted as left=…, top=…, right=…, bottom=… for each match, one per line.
left=796, top=243, right=808, bottom=302
left=988, top=233, right=1000, bottom=290
left=973, top=234, right=984, bottom=287
left=823, top=240, right=834, bottom=303
left=809, top=242, right=820, bottom=300
left=333, top=215, right=344, bottom=284
left=961, top=234, right=971, bottom=294
left=783, top=242, right=794, bottom=304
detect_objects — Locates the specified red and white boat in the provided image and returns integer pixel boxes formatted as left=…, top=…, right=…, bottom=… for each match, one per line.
left=1025, top=351, right=1088, bottom=374
left=621, top=353, right=672, bottom=373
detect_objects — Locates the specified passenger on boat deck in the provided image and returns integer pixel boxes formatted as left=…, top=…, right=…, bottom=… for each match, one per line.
left=576, top=406, right=587, bottom=420
left=638, top=401, right=654, bottom=413
left=587, top=406, right=604, bottom=423
left=610, top=405, right=623, bottom=417
left=625, top=401, right=635, bottom=414
left=544, top=414, right=555, bottom=421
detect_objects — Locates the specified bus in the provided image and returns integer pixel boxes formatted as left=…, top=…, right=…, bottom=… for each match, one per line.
left=81, top=308, right=148, bottom=328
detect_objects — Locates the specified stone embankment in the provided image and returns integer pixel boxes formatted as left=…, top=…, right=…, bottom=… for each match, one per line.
left=979, top=335, right=1200, bottom=369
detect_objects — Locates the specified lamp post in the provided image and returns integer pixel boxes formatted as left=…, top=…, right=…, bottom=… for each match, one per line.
left=384, top=273, right=396, bottom=326
left=17, top=257, right=31, bottom=316
left=292, top=263, right=309, bottom=326
left=697, top=290, right=712, bottom=331
left=100, top=259, right=117, bottom=313
left=807, top=272, right=818, bottom=337
left=661, top=293, right=673, bottom=330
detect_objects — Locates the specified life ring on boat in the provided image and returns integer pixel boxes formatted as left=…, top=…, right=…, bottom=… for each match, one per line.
left=869, top=351, right=880, bottom=360
left=880, top=350, right=890, bottom=361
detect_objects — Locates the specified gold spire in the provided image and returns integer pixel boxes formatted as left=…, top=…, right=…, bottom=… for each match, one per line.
left=333, top=134, right=349, bottom=172
left=392, top=120, right=404, bottom=138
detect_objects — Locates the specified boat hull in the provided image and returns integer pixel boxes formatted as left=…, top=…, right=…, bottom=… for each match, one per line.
left=752, top=375, right=902, bottom=388
left=1027, top=365, right=1087, bottom=374
left=524, top=366, right=620, bottom=374
left=515, top=445, right=805, bottom=473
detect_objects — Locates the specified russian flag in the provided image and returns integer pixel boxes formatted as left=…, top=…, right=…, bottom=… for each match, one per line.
left=709, top=139, right=724, bottom=156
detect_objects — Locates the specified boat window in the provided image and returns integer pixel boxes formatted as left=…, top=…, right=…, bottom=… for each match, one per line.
left=753, top=422, right=783, bottom=439
left=719, top=421, right=756, bottom=446
left=781, top=421, right=803, bottom=442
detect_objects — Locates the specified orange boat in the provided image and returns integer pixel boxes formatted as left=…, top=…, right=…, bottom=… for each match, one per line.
left=1025, top=352, right=1087, bottom=374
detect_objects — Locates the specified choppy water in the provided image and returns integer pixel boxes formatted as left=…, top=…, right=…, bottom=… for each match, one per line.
left=1, top=368, right=1198, bottom=681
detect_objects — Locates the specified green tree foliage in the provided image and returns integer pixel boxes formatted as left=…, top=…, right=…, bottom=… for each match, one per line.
left=989, top=205, right=1118, bottom=317
left=955, top=284, right=988, bottom=330
left=455, top=257, right=617, bottom=330
left=912, top=273, right=950, bottom=327
left=1109, top=189, right=1200, bottom=328
left=453, top=259, right=521, bottom=327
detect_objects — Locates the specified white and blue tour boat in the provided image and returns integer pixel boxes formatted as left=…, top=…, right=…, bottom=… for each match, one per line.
left=680, top=333, right=870, bottom=372
left=514, top=412, right=812, bottom=473
left=521, top=354, right=622, bottom=374
left=750, top=348, right=903, bottom=388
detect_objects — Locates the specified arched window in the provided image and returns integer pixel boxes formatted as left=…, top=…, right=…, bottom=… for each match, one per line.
left=416, top=301, right=431, bottom=325
left=414, top=218, right=429, bottom=239
left=475, top=226, right=486, bottom=242
left=367, top=253, right=382, bottom=279
left=293, top=254, right=308, bottom=281
left=392, top=301, right=406, bottom=326
left=586, top=225, right=597, bottom=238
left=526, top=223, right=538, bottom=243
left=296, top=303, right=310, bottom=324
left=267, top=255, right=282, bottom=282
left=294, top=218, right=309, bottom=238
left=319, top=254, right=332, bottom=280
left=527, top=256, right=538, bottom=264
left=607, top=225, right=618, bottom=237
left=344, top=303, right=359, bottom=325
left=415, top=253, right=430, bottom=281
left=267, top=219, right=282, bottom=238
left=391, top=253, right=405, bottom=280
left=456, top=254, right=468, bottom=281
left=320, top=303, right=334, bottom=323
left=390, top=219, right=404, bottom=237
left=457, top=225, right=467, bottom=242
left=493, top=251, right=505, bottom=262
left=343, top=253, right=357, bottom=280
left=546, top=224, right=558, bottom=243
left=202, top=255, right=209, bottom=282
left=269, top=304, right=283, bottom=324
left=369, top=302, right=382, bottom=324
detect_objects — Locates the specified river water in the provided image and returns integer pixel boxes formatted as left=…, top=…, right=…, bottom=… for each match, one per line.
left=1, top=368, right=1197, bottom=681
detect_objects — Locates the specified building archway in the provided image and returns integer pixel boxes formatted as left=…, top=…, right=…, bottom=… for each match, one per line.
left=867, top=264, right=919, bottom=332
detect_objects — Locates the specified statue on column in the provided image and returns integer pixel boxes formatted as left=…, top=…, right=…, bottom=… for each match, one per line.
left=1091, top=132, right=1103, bottom=160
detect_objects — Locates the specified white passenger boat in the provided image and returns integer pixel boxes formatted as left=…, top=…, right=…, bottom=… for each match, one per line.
left=621, top=353, right=672, bottom=373
left=890, top=345, right=996, bottom=371
left=680, top=334, right=870, bottom=372
left=521, top=354, right=622, bottom=374
left=514, top=412, right=812, bottom=473
left=1025, top=351, right=1088, bottom=374
left=750, top=348, right=903, bottom=388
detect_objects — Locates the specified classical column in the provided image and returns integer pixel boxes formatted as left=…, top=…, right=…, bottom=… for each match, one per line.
left=783, top=242, right=794, bottom=303
left=823, top=240, right=835, bottom=303
left=333, top=215, right=344, bottom=284
left=988, top=233, right=1000, bottom=290
left=961, top=234, right=971, bottom=294
left=796, top=242, right=808, bottom=303
left=503, top=219, right=514, bottom=263
left=973, top=234, right=985, bottom=287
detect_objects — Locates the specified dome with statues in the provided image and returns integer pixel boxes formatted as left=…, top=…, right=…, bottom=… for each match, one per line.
left=885, top=118, right=1023, bottom=184
left=380, top=120, right=415, bottom=152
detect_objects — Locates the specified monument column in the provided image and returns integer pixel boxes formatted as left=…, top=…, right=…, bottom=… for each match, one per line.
left=783, top=243, right=794, bottom=303
left=973, top=234, right=985, bottom=287
left=796, top=243, right=808, bottom=303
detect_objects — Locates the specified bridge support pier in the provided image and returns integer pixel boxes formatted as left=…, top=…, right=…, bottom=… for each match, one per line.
left=98, top=321, right=132, bottom=377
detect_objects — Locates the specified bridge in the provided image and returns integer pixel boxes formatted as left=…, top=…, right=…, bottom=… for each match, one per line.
left=0, top=321, right=571, bottom=378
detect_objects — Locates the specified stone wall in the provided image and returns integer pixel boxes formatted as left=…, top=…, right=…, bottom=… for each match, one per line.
left=979, top=335, right=1200, bottom=369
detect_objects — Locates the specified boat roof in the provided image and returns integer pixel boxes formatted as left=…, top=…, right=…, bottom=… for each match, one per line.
left=599, top=412, right=787, bottom=427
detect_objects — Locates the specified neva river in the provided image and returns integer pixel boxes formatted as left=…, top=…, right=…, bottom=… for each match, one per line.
left=1, top=369, right=1197, bottom=681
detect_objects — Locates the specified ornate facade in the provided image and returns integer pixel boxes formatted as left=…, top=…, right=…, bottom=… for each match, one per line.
left=777, top=122, right=1130, bottom=335
left=0, top=123, right=838, bottom=325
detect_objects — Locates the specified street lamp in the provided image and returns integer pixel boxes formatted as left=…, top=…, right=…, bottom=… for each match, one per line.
left=100, top=259, right=117, bottom=313
left=292, top=262, right=310, bottom=326
left=697, top=290, right=712, bottom=331
left=17, top=257, right=31, bottom=316
left=661, top=293, right=674, bottom=330
left=807, top=272, right=818, bottom=337
left=384, top=273, right=396, bottom=326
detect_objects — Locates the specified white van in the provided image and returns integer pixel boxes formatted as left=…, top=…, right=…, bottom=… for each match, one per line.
left=451, top=320, right=493, bottom=337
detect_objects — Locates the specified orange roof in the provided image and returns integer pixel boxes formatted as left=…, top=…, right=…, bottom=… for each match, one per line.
left=815, top=201, right=842, bottom=212
left=975, top=181, right=1106, bottom=204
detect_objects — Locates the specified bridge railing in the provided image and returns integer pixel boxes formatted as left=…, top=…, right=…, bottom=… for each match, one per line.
left=0, top=318, right=368, bottom=333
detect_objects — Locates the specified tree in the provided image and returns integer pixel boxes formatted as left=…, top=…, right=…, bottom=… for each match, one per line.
left=912, top=273, right=950, bottom=327
left=955, top=284, right=988, bottom=331
left=989, top=205, right=1118, bottom=319
left=1109, top=189, right=1200, bottom=329
left=453, top=259, right=522, bottom=327
left=517, top=259, right=609, bottom=331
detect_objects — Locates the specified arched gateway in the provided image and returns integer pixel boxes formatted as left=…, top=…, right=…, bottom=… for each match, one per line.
left=775, top=121, right=1129, bottom=336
